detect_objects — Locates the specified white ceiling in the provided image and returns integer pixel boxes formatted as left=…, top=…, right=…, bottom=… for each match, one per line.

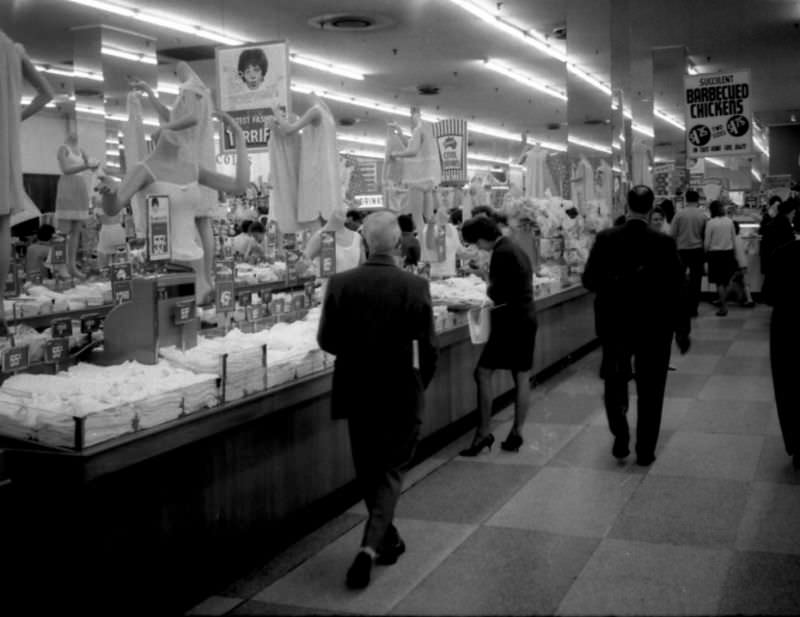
left=3, top=0, right=800, bottom=161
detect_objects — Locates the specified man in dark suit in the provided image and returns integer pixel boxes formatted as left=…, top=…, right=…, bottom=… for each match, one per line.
left=317, top=209, right=438, bottom=590
left=583, top=185, right=691, bottom=466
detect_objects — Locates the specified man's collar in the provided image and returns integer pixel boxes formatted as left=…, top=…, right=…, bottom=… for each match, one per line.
left=366, top=254, right=397, bottom=266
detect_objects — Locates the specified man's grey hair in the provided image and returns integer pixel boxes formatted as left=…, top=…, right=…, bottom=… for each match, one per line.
left=363, top=209, right=400, bottom=256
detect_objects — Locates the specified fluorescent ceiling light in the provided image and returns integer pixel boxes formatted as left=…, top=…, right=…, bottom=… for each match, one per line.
left=75, top=104, right=107, bottom=117
left=623, top=107, right=633, bottom=120
left=105, top=138, right=118, bottom=145
left=65, top=0, right=244, bottom=45
left=19, top=96, right=56, bottom=109
left=751, top=169, right=762, bottom=182
left=612, top=166, right=623, bottom=173
left=484, top=60, right=567, bottom=101
left=754, top=137, right=769, bottom=158
left=338, top=134, right=386, bottom=147
left=339, top=148, right=384, bottom=160
left=705, top=157, right=726, bottom=167
left=105, top=150, right=119, bottom=157
left=612, top=140, right=622, bottom=150
left=102, top=46, right=157, bottom=65
left=567, top=136, right=612, bottom=155
left=105, top=161, right=120, bottom=168
left=35, top=63, right=103, bottom=81
left=654, top=108, right=685, bottom=131
left=632, top=122, right=655, bottom=138
left=445, top=0, right=566, bottom=62
left=290, top=53, right=364, bottom=81
left=567, top=63, right=612, bottom=97
left=156, top=83, right=180, bottom=95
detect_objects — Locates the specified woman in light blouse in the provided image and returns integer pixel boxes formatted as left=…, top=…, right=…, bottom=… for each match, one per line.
left=704, top=200, right=737, bottom=316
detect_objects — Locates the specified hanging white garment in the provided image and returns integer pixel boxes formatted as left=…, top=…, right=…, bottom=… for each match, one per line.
left=0, top=32, right=24, bottom=217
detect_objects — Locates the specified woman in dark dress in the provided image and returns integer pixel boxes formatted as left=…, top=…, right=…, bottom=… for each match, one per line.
left=763, top=239, right=800, bottom=470
left=459, top=216, right=538, bottom=455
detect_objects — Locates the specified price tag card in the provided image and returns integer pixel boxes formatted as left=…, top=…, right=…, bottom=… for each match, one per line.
left=304, top=280, right=316, bottom=302
left=44, top=338, right=69, bottom=364
left=282, top=233, right=297, bottom=252
left=2, top=346, right=29, bottom=373
left=285, top=252, right=300, bottom=286
left=436, top=226, right=448, bottom=262
left=52, top=317, right=73, bottom=338
left=292, top=293, right=306, bottom=312
left=51, top=240, right=67, bottom=265
left=267, top=221, right=279, bottom=249
left=145, top=194, right=172, bottom=262
left=173, top=300, right=196, bottom=325
left=245, top=304, right=265, bottom=322
left=80, top=313, right=103, bottom=334
left=27, top=270, right=43, bottom=286
left=99, top=266, right=111, bottom=280
left=215, top=280, right=235, bottom=313
left=237, top=291, right=252, bottom=307
left=111, top=262, right=133, bottom=304
left=124, top=212, right=137, bottom=240
left=270, top=298, right=285, bottom=315
left=320, top=231, right=337, bottom=278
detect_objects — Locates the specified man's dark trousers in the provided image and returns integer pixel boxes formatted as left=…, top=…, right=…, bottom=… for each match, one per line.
left=678, top=248, right=705, bottom=315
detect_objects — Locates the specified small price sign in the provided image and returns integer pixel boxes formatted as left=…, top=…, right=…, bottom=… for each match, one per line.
left=28, top=270, right=43, bottom=286
left=99, top=266, right=111, bottom=280
left=51, top=240, right=67, bottom=265
left=173, top=300, right=196, bottom=325
left=237, top=291, right=252, bottom=307
left=245, top=304, right=265, bottom=322
left=2, top=346, right=29, bottom=373
left=4, top=264, right=19, bottom=297
left=286, top=252, right=300, bottom=286
left=216, top=281, right=235, bottom=313
left=320, top=231, right=337, bottom=278
left=44, top=338, right=69, bottom=364
left=267, top=221, right=279, bottom=249
left=146, top=194, right=172, bottom=262
left=270, top=298, right=285, bottom=315
left=292, top=293, right=306, bottom=312
left=52, top=317, right=73, bottom=338
left=282, top=233, right=297, bottom=252
left=111, top=263, right=133, bottom=304
left=80, top=313, right=103, bottom=334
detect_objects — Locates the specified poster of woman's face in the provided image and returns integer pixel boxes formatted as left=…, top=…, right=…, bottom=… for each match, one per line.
left=216, top=42, right=289, bottom=113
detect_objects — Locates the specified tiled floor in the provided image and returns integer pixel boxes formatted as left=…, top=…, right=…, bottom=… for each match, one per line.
left=190, top=304, right=800, bottom=616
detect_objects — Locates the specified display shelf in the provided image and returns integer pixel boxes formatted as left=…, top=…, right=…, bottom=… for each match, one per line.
left=5, top=304, right=115, bottom=330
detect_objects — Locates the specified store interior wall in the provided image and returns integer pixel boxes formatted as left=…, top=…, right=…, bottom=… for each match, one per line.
left=768, top=124, right=800, bottom=180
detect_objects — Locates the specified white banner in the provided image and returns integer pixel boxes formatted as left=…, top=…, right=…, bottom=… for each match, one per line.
left=685, top=69, right=752, bottom=158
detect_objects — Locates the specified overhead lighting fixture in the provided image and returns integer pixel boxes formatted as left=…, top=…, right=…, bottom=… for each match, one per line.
left=754, top=137, right=769, bottom=158
left=623, top=107, right=633, bottom=120
left=35, top=63, right=104, bottom=82
left=469, top=153, right=524, bottom=170
left=105, top=161, right=121, bottom=168
left=105, top=138, right=119, bottom=145
left=654, top=108, right=686, bottom=131
left=101, top=46, right=157, bottom=65
left=64, top=0, right=245, bottom=45
left=632, top=122, right=655, bottom=138
left=612, top=165, right=623, bottom=173
left=687, top=61, right=698, bottom=76
left=705, top=157, right=726, bottom=167
left=612, top=140, right=622, bottom=150
left=445, top=0, right=566, bottom=62
left=567, top=136, right=612, bottom=155
left=156, top=83, right=180, bottom=95
left=75, top=104, right=107, bottom=117
left=105, top=150, right=119, bottom=157
left=290, top=53, right=365, bottom=81
left=339, top=148, right=384, bottom=160
left=337, top=134, right=386, bottom=147
left=19, top=96, right=56, bottom=109
left=751, top=169, right=762, bottom=182
left=483, top=60, right=567, bottom=101
left=567, top=63, right=612, bottom=97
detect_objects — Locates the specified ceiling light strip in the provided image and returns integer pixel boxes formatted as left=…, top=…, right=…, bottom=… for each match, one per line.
left=291, top=54, right=365, bottom=81
left=654, top=108, right=685, bottom=131
left=705, top=157, right=726, bottom=167
left=445, top=0, right=566, bottom=62
left=753, top=137, right=769, bottom=158
left=65, top=0, right=244, bottom=45
left=632, top=122, right=655, bottom=138
left=751, top=169, right=762, bottom=182
left=101, top=46, right=157, bottom=65
left=567, top=136, right=612, bottom=155
left=35, top=63, right=104, bottom=82
left=567, top=63, right=612, bottom=97
left=483, top=60, right=567, bottom=101
left=338, top=135, right=387, bottom=147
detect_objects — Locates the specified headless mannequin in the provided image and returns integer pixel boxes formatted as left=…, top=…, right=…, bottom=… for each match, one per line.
left=98, top=112, right=250, bottom=303
left=0, top=32, right=53, bottom=333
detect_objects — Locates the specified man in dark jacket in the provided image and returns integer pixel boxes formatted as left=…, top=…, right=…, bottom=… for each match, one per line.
left=317, top=209, right=438, bottom=590
left=583, top=185, right=691, bottom=466
left=760, top=198, right=797, bottom=279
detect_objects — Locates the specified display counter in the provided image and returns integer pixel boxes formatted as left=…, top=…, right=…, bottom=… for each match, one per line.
left=0, top=286, right=597, bottom=615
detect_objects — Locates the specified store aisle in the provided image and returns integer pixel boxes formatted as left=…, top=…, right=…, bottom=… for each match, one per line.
left=189, top=304, right=800, bottom=616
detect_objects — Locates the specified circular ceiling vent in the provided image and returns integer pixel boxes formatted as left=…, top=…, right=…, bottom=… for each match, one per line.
left=584, top=118, right=609, bottom=125
left=308, top=13, right=395, bottom=32
left=75, top=87, right=102, bottom=97
left=417, top=84, right=440, bottom=96
left=546, top=122, right=563, bottom=130
left=338, top=117, right=358, bottom=127
left=551, top=25, right=567, bottom=40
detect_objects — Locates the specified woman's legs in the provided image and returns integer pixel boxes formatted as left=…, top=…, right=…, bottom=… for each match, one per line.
left=67, top=220, right=85, bottom=278
left=716, top=282, right=728, bottom=315
left=475, top=366, right=494, bottom=438
left=511, top=370, right=532, bottom=434
left=195, top=217, right=215, bottom=286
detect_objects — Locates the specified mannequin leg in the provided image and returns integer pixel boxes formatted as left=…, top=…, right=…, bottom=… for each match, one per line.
left=195, top=217, right=215, bottom=285
left=406, top=187, right=425, bottom=235
left=0, top=215, right=10, bottom=333
left=67, top=220, right=86, bottom=279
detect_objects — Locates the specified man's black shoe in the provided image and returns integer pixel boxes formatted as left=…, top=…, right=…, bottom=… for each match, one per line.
left=346, top=552, right=373, bottom=590
left=612, top=437, right=630, bottom=459
left=636, top=454, right=656, bottom=466
left=376, top=537, right=406, bottom=565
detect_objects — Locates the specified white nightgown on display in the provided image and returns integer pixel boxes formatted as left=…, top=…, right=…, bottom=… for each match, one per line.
left=572, top=156, right=595, bottom=208
left=421, top=223, right=461, bottom=278
left=524, top=147, right=556, bottom=200
left=595, top=160, right=613, bottom=206
left=297, top=103, right=340, bottom=225
left=335, top=231, right=362, bottom=273
left=402, top=121, right=442, bottom=187
left=268, top=125, right=301, bottom=233
left=138, top=162, right=203, bottom=262
left=125, top=92, right=148, bottom=237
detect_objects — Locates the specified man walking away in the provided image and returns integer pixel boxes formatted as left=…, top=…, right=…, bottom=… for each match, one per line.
left=584, top=185, right=691, bottom=466
left=317, top=209, right=438, bottom=590
left=671, top=189, right=707, bottom=317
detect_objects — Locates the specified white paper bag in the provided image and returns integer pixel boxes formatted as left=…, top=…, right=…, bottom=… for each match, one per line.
left=467, top=304, right=491, bottom=345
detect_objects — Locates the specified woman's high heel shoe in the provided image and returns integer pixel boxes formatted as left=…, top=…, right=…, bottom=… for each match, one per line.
left=501, top=432, right=523, bottom=452
left=460, top=434, right=494, bottom=457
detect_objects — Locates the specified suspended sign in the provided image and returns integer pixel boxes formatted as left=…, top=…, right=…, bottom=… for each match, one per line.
left=145, top=194, right=171, bottom=262
left=684, top=70, right=753, bottom=158
left=216, top=40, right=290, bottom=152
left=434, top=119, right=468, bottom=186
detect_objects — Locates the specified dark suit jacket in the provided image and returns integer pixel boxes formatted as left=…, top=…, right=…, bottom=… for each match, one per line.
left=583, top=218, right=690, bottom=343
left=760, top=215, right=795, bottom=278
left=317, top=254, right=438, bottom=421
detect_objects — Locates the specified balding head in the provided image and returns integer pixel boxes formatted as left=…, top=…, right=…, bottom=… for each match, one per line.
left=363, top=210, right=401, bottom=256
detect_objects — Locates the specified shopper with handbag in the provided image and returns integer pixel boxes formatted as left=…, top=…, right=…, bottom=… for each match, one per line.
left=459, top=215, right=537, bottom=455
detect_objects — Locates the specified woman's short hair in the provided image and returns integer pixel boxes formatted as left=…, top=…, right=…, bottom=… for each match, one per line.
left=239, top=220, right=253, bottom=234
left=659, top=199, right=675, bottom=222
left=237, top=48, right=268, bottom=78
left=709, top=200, right=725, bottom=218
left=461, top=215, right=502, bottom=244
left=651, top=206, right=665, bottom=219
left=769, top=195, right=783, bottom=207
left=397, top=214, right=415, bottom=233
left=778, top=198, right=797, bottom=217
